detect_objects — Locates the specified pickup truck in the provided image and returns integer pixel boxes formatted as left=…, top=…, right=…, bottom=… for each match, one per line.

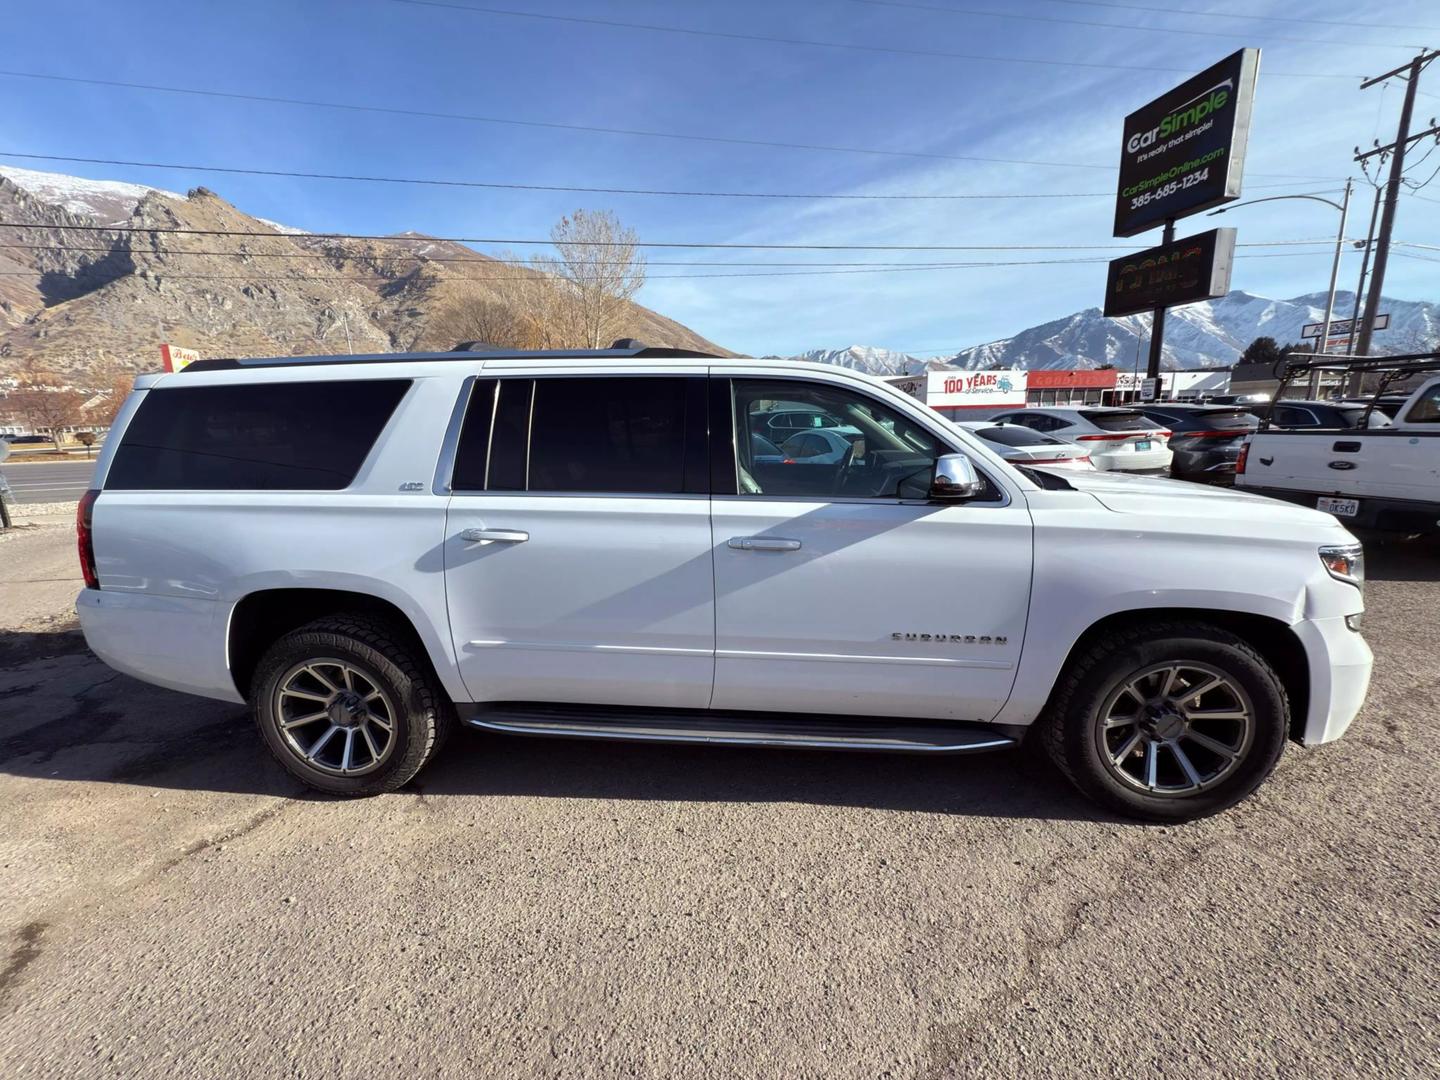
left=1235, top=361, right=1440, bottom=534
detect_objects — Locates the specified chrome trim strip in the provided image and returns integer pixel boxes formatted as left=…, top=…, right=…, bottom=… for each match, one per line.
left=465, top=718, right=1015, bottom=753
left=431, top=374, right=478, bottom=496
left=466, top=639, right=712, bottom=656
left=717, top=649, right=1013, bottom=669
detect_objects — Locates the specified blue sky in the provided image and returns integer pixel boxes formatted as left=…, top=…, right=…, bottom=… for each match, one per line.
left=3, top=0, right=1438, bottom=355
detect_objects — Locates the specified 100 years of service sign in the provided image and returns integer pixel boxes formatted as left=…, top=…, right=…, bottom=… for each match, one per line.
left=1114, top=49, right=1260, bottom=238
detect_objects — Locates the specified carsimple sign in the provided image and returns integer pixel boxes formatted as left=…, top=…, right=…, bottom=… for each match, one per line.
left=926, top=369, right=1028, bottom=411
left=160, top=343, right=201, bottom=372
left=1114, top=48, right=1260, bottom=238
left=1103, top=227, right=1236, bottom=318
left=1140, top=377, right=1160, bottom=401
left=1301, top=313, right=1388, bottom=339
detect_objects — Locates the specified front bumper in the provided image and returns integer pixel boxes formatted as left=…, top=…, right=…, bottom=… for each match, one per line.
left=1239, top=485, right=1440, bottom=534
left=1292, top=614, right=1373, bottom=746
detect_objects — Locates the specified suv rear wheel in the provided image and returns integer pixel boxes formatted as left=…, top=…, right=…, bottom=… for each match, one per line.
left=1041, top=621, right=1289, bottom=822
left=252, top=616, right=452, bottom=795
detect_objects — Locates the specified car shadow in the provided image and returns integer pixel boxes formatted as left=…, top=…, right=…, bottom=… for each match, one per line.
left=0, top=627, right=1104, bottom=822
left=1357, top=532, right=1440, bottom=583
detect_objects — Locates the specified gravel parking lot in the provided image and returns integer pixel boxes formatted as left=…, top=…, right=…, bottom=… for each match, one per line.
left=1, top=510, right=1437, bottom=1079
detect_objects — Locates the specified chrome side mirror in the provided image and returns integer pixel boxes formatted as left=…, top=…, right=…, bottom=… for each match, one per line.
left=930, top=453, right=983, bottom=500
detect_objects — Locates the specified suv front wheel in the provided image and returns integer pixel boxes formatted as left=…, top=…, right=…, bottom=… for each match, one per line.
left=252, top=616, right=452, bottom=795
left=1041, top=621, right=1289, bottom=821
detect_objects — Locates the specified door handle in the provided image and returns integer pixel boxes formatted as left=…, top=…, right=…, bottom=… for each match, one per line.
left=460, top=527, right=529, bottom=544
left=728, top=536, right=802, bottom=552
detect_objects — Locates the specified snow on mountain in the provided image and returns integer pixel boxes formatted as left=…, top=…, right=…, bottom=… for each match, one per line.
left=792, top=291, right=1440, bottom=374
left=256, top=216, right=310, bottom=236
left=787, top=345, right=948, bottom=376
left=0, top=164, right=182, bottom=223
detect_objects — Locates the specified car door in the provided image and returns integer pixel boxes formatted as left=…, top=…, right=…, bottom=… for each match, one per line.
left=712, top=374, right=1034, bottom=723
left=443, top=372, right=715, bottom=709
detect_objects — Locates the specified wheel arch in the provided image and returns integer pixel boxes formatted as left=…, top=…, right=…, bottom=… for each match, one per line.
left=1044, top=608, right=1311, bottom=743
left=227, top=587, right=461, bottom=704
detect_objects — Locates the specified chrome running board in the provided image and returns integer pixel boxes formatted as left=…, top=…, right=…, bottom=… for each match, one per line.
left=461, top=704, right=1016, bottom=754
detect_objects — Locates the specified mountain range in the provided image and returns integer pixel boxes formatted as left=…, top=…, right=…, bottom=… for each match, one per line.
left=790, top=291, right=1440, bottom=375
left=3, top=164, right=1435, bottom=382
left=0, top=165, right=723, bottom=377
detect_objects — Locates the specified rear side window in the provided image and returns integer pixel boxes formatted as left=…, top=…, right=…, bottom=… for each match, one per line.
left=451, top=376, right=706, bottom=494
left=107, top=380, right=409, bottom=491
left=1079, top=409, right=1153, bottom=432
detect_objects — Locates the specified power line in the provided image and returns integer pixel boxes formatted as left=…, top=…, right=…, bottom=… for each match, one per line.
left=0, top=219, right=1351, bottom=252
left=1040, top=0, right=1440, bottom=33
left=0, top=71, right=1346, bottom=181
left=0, top=152, right=1112, bottom=202
left=388, top=0, right=1365, bottom=79
left=0, top=243, right=1081, bottom=267
left=0, top=249, right=1337, bottom=283
left=0, top=152, right=1343, bottom=202
left=840, top=0, right=1416, bottom=48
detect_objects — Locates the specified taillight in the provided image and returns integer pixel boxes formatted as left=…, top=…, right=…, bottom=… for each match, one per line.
left=1075, top=433, right=1130, bottom=441
left=1235, top=442, right=1250, bottom=475
left=77, top=488, right=100, bottom=589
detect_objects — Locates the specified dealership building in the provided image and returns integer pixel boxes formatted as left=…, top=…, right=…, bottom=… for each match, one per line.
left=885, top=367, right=1232, bottom=419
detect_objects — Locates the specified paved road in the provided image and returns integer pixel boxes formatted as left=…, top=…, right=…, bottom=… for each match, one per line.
left=0, top=519, right=1436, bottom=1079
left=0, top=459, right=95, bottom=504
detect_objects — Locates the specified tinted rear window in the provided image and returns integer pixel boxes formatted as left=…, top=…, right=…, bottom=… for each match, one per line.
left=107, top=380, right=409, bottom=490
left=450, top=376, right=704, bottom=494
left=975, top=425, right=1058, bottom=447
left=528, top=377, right=691, bottom=493
left=1153, top=408, right=1257, bottom=431
left=1079, top=409, right=1153, bottom=432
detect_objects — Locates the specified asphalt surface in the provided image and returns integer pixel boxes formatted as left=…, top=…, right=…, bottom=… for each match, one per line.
left=0, top=516, right=1437, bottom=1079
left=0, top=460, right=96, bottom=504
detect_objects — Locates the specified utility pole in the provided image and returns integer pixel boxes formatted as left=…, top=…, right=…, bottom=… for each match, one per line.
left=1344, top=183, right=1384, bottom=356
left=1145, top=219, right=1175, bottom=382
left=1353, top=49, right=1439, bottom=358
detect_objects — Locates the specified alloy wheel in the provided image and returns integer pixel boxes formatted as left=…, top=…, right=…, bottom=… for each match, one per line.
left=1095, top=661, right=1255, bottom=797
left=272, top=658, right=397, bottom=777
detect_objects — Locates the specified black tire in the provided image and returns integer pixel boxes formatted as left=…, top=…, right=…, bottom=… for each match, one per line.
left=1040, top=620, right=1289, bottom=822
left=251, top=615, right=453, bottom=796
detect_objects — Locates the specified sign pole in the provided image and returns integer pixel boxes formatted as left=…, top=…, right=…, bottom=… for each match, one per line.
left=1145, top=219, right=1175, bottom=381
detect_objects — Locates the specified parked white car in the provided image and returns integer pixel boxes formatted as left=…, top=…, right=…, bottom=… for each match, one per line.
left=987, top=407, right=1174, bottom=473
left=957, top=422, right=1094, bottom=471
left=76, top=344, right=1371, bottom=821
left=776, top=426, right=862, bottom=465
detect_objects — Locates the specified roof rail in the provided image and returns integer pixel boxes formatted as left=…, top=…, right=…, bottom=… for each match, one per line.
left=182, top=342, right=722, bottom=372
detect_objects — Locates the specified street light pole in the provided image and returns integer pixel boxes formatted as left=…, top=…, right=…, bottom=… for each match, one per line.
left=1208, top=188, right=1351, bottom=396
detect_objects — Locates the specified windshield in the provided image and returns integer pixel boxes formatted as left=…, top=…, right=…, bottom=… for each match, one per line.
left=1079, top=409, right=1154, bottom=432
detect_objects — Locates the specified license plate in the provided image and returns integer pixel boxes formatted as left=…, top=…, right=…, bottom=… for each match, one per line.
left=1134, top=440, right=1152, bottom=451
left=1317, top=496, right=1359, bottom=517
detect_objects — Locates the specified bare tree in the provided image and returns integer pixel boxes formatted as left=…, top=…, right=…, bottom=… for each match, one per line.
left=422, top=288, right=532, bottom=351
left=539, top=210, right=647, bottom=349
left=416, top=212, right=647, bottom=352
left=4, top=370, right=89, bottom=449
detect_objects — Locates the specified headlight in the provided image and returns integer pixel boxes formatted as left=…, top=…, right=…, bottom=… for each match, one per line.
left=1319, top=543, right=1364, bottom=588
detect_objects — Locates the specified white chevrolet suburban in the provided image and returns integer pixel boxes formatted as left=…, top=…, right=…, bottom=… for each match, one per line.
left=76, top=344, right=1373, bottom=821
